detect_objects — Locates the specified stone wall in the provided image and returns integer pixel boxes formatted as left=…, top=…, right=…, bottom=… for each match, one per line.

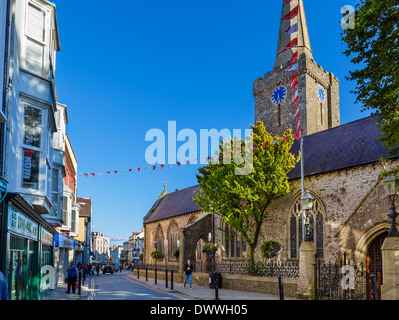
left=143, top=210, right=207, bottom=264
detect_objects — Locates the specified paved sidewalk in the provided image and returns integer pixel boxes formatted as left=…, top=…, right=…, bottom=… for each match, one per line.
left=43, top=276, right=93, bottom=300
left=124, top=274, right=298, bottom=300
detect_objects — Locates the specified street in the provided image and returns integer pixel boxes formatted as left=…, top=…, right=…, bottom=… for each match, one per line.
left=86, top=272, right=187, bottom=300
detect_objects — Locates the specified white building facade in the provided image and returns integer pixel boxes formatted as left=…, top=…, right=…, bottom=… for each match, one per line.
left=91, top=232, right=110, bottom=264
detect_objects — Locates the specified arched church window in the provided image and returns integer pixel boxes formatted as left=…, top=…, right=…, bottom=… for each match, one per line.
left=167, top=220, right=180, bottom=260
left=289, top=194, right=324, bottom=259
left=155, top=225, right=164, bottom=256
left=224, top=224, right=246, bottom=259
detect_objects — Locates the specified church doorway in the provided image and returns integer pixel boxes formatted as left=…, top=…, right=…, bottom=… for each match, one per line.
left=366, top=231, right=388, bottom=300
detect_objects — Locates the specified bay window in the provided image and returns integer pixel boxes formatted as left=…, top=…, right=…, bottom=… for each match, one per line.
left=22, top=105, right=43, bottom=190
left=25, top=2, right=47, bottom=76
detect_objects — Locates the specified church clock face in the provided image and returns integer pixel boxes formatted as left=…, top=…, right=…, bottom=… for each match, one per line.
left=271, top=86, right=287, bottom=105
left=317, top=86, right=326, bottom=103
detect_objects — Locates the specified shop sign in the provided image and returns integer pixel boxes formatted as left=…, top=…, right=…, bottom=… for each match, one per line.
left=54, top=233, right=74, bottom=249
left=40, top=226, right=53, bottom=245
left=8, top=205, right=38, bottom=241
left=74, top=240, right=84, bottom=251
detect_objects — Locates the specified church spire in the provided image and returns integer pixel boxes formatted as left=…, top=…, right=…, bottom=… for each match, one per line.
left=273, top=0, right=312, bottom=72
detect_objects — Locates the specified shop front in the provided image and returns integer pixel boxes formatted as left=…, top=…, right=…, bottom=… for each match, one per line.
left=54, top=233, right=74, bottom=284
left=74, top=240, right=84, bottom=265
left=39, top=226, right=54, bottom=299
left=1, top=194, right=56, bottom=300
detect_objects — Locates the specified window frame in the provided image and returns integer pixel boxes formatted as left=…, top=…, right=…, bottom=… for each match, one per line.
left=223, top=224, right=246, bottom=260
left=21, top=103, right=46, bottom=191
left=24, top=1, right=50, bottom=77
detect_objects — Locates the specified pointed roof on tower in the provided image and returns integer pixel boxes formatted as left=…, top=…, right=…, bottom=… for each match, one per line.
left=273, top=0, right=312, bottom=72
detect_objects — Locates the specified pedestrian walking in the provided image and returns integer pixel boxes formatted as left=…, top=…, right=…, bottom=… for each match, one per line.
left=0, top=271, right=8, bottom=300
left=183, top=259, right=193, bottom=289
left=65, top=262, right=78, bottom=294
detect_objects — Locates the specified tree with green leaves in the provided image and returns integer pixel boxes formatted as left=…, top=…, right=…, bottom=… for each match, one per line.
left=194, top=121, right=300, bottom=267
left=341, top=0, right=399, bottom=156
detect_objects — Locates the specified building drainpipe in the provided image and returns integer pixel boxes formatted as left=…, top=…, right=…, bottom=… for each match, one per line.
left=0, top=0, right=13, bottom=271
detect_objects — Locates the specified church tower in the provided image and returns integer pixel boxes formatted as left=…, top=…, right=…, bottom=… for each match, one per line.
left=254, top=0, right=340, bottom=137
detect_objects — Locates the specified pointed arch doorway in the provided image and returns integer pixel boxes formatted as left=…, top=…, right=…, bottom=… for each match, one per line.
left=366, top=231, right=388, bottom=300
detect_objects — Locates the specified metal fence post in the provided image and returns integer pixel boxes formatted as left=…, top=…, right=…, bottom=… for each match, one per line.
left=137, top=266, right=140, bottom=279
left=78, top=271, right=82, bottom=295
left=165, top=269, right=168, bottom=288
left=171, top=269, right=174, bottom=291
left=371, top=273, right=378, bottom=300
left=146, top=268, right=148, bottom=281
left=155, top=267, right=157, bottom=285
left=278, top=275, right=284, bottom=300
left=214, top=271, right=219, bottom=300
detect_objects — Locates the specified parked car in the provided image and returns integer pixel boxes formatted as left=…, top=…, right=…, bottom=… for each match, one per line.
left=103, top=265, right=114, bottom=274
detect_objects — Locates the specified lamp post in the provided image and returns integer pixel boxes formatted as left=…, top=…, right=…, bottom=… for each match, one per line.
left=301, top=191, right=315, bottom=242
left=382, top=175, right=399, bottom=238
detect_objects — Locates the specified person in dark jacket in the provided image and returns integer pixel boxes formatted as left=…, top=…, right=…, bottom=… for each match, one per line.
left=0, top=271, right=8, bottom=300
left=65, top=262, right=78, bottom=294
left=183, top=259, right=193, bottom=289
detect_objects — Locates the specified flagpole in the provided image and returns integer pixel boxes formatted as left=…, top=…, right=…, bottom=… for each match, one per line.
left=300, top=129, right=305, bottom=243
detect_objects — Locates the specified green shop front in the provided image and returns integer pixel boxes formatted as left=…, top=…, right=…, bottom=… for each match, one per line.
left=1, top=194, right=56, bottom=300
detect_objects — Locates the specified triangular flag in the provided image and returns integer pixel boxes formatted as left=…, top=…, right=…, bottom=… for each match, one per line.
left=263, top=142, right=268, bottom=148
left=291, top=80, right=298, bottom=93
left=292, top=96, right=299, bottom=107
left=285, top=0, right=293, bottom=3
left=294, top=131, right=301, bottom=141
left=137, top=168, right=140, bottom=172
left=177, top=162, right=181, bottom=167
left=290, top=51, right=298, bottom=65
left=128, top=169, right=132, bottom=172
left=91, top=173, right=95, bottom=177
left=152, top=166, right=156, bottom=170
left=284, top=22, right=298, bottom=35
left=185, top=160, right=190, bottom=164
left=286, top=63, right=298, bottom=72
left=84, top=174, right=88, bottom=177
left=107, top=171, right=110, bottom=174
left=253, top=145, right=258, bottom=151
left=284, top=38, right=298, bottom=51
left=206, top=156, right=211, bottom=162
left=160, top=164, right=164, bottom=169
left=291, top=73, right=298, bottom=86
left=282, top=6, right=298, bottom=20
left=99, top=173, right=103, bottom=176
left=292, top=89, right=298, bottom=102
left=284, top=136, right=289, bottom=142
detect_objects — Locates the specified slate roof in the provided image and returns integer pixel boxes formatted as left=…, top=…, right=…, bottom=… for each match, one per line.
left=144, top=185, right=202, bottom=224
left=144, top=115, right=397, bottom=224
left=288, top=115, right=396, bottom=180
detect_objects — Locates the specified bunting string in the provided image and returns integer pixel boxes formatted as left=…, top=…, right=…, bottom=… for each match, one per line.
left=72, top=2, right=303, bottom=179
left=71, top=133, right=299, bottom=178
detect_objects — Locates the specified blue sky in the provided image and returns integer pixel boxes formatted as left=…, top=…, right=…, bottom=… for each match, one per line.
left=54, top=0, right=365, bottom=244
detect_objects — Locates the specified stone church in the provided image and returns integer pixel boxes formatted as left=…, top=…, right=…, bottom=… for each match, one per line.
left=142, top=0, right=399, bottom=296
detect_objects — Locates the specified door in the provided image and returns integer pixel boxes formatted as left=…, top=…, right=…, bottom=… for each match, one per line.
left=366, top=232, right=388, bottom=300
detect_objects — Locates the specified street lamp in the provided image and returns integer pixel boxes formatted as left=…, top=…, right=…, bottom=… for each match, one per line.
left=301, top=190, right=315, bottom=242
left=382, top=175, right=399, bottom=237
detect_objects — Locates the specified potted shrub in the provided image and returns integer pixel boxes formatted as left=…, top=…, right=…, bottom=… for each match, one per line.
left=202, top=243, right=217, bottom=272
left=259, top=238, right=281, bottom=261
left=150, top=250, right=163, bottom=261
